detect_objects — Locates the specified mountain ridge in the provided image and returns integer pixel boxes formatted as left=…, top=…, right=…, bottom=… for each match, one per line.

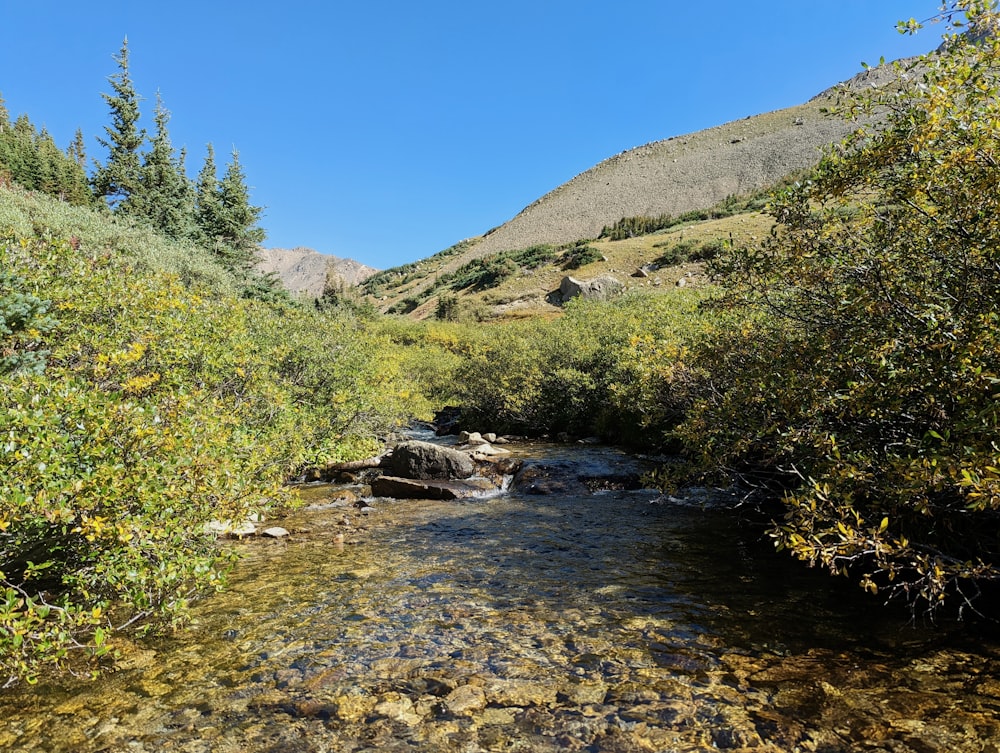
left=261, top=58, right=917, bottom=307
left=255, top=246, right=377, bottom=299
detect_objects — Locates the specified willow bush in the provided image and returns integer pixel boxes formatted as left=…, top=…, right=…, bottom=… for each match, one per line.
left=0, top=231, right=422, bottom=685
left=668, top=5, right=1000, bottom=614
left=450, top=291, right=709, bottom=443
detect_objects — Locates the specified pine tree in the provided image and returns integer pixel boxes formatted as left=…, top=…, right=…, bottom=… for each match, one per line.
left=177, top=147, right=198, bottom=238
left=35, top=128, right=60, bottom=195
left=135, top=93, right=195, bottom=240
left=215, top=148, right=265, bottom=269
left=195, top=145, right=265, bottom=271
left=0, top=97, right=13, bottom=186
left=92, top=37, right=145, bottom=213
left=7, top=115, right=40, bottom=190
left=195, top=142, right=221, bottom=243
left=67, top=128, right=86, bottom=168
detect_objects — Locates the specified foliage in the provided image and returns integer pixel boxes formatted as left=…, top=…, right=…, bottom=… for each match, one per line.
left=450, top=292, right=709, bottom=441
left=652, top=237, right=726, bottom=267
left=599, top=212, right=675, bottom=241
left=359, top=240, right=473, bottom=298
left=92, top=38, right=145, bottom=213
left=0, top=268, right=56, bottom=376
left=87, top=41, right=267, bottom=285
left=598, top=173, right=809, bottom=241
left=0, top=225, right=426, bottom=685
left=435, top=292, right=460, bottom=321
left=0, top=110, right=93, bottom=206
left=204, top=148, right=266, bottom=271
left=129, top=95, right=198, bottom=242
left=0, top=183, right=235, bottom=291
left=667, top=5, right=1000, bottom=615
left=559, top=241, right=603, bottom=270
left=444, top=255, right=518, bottom=292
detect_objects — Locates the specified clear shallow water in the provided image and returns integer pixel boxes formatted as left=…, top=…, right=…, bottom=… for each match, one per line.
left=2, top=444, right=1000, bottom=752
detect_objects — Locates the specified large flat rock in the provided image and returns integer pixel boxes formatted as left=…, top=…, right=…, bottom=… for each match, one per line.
left=371, top=476, right=498, bottom=500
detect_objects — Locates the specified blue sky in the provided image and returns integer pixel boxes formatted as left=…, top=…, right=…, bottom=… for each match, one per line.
left=2, top=1, right=947, bottom=269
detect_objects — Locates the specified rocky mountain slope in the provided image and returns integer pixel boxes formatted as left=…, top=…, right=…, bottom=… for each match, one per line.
left=259, top=59, right=915, bottom=307
left=470, top=59, right=916, bottom=261
left=255, top=246, right=377, bottom=299
left=360, top=58, right=917, bottom=313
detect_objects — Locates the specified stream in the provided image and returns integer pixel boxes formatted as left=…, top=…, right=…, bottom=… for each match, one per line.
left=2, top=440, right=1000, bottom=752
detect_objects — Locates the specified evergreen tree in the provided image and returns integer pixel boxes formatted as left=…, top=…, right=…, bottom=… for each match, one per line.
left=195, top=145, right=265, bottom=271
left=0, top=113, right=92, bottom=205
left=92, top=37, right=145, bottom=213
left=0, top=96, right=9, bottom=186
left=6, top=115, right=40, bottom=189
left=134, top=93, right=195, bottom=240
left=35, top=127, right=60, bottom=195
left=67, top=128, right=86, bottom=168
left=177, top=147, right=198, bottom=238
left=195, top=142, right=221, bottom=243
left=215, top=148, right=265, bottom=269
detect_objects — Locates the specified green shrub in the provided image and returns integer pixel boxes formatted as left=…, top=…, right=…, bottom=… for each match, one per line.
left=452, top=292, right=709, bottom=441
left=559, top=242, right=603, bottom=270
left=652, top=238, right=728, bottom=268
left=0, top=229, right=425, bottom=684
left=667, top=20, right=1000, bottom=613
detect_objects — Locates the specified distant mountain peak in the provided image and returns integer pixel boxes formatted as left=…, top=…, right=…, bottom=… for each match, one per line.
left=256, top=246, right=378, bottom=298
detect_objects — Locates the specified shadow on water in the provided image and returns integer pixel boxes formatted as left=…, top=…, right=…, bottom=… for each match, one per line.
left=2, top=442, right=1000, bottom=752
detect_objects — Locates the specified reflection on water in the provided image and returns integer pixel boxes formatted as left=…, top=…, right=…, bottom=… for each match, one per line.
left=2, top=444, right=1000, bottom=752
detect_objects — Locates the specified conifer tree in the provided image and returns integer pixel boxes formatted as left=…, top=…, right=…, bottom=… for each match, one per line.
left=92, top=37, right=145, bottom=213
left=7, top=115, right=40, bottom=189
left=195, top=142, right=221, bottom=242
left=215, top=148, right=265, bottom=269
left=177, top=147, right=198, bottom=238
left=67, top=128, right=86, bottom=169
left=195, top=145, right=265, bottom=271
left=0, top=112, right=92, bottom=204
left=135, top=93, right=194, bottom=240
left=35, top=127, right=60, bottom=195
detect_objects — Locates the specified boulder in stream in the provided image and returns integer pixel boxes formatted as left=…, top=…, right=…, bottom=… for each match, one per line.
left=386, top=440, right=475, bottom=480
left=371, top=476, right=498, bottom=500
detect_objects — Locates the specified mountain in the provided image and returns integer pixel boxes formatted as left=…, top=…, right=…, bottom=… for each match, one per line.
left=468, top=60, right=916, bottom=261
left=255, top=246, right=378, bottom=299
left=360, top=59, right=917, bottom=316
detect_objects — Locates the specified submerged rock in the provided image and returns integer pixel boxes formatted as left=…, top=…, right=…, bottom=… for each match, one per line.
left=458, top=430, right=490, bottom=446
left=468, top=443, right=511, bottom=457
left=205, top=519, right=257, bottom=537
left=444, top=684, right=487, bottom=715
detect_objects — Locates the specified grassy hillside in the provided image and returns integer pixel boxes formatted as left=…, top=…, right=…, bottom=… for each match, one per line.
left=363, top=187, right=778, bottom=320
left=360, top=101, right=855, bottom=315
left=358, top=59, right=920, bottom=319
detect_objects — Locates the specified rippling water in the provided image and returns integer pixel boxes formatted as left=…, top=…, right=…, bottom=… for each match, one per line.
left=3, top=443, right=1000, bottom=752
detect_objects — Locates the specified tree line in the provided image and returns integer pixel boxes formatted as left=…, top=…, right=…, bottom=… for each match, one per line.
left=0, top=38, right=265, bottom=276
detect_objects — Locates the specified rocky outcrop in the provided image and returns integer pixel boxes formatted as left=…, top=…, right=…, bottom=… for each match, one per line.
left=555, top=274, right=624, bottom=303
left=365, top=436, right=523, bottom=500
